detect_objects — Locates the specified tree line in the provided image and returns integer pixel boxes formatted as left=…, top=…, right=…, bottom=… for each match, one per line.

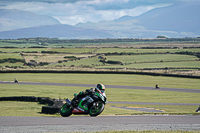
left=1, top=37, right=200, bottom=45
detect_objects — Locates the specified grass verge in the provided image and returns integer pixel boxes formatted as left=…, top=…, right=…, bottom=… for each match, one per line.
left=84, top=131, right=200, bottom=133
left=0, top=83, right=199, bottom=116
left=0, top=73, right=200, bottom=89
left=0, top=73, right=199, bottom=116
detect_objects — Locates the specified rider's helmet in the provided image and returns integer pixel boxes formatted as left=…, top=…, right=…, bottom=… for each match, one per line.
left=96, top=83, right=105, bottom=91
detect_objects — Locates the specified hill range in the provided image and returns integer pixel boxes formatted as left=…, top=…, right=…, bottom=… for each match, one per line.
left=0, top=2, right=199, bottom=39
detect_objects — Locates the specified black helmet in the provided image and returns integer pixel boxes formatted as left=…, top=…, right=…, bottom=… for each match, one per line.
left=96, top=83, right=105, bottom=90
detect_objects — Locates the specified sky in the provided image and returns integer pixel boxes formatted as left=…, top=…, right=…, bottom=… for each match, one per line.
left=0, top=0, right=199, bottom=25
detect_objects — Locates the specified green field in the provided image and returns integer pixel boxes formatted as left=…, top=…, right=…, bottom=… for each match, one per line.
left=0, top=47, right=97, bottom=53
left=76, top=131, right=200, bottom=133
left=1, top=73, right=200, bottom=89
left=88, top=131, right=200, bottom=133
left=0, top=73, right=199, bottom=116
left=0, top=101, right=45, bottom=116
left=0, top=84, right=199, bottom=104
left=103, top=54, right=198, bottom=63
left=0, top=38, right=200, bottom=72
left=1, top=47, right=200, bottom=76
left=54, top=54, right=199, bottom=67
left=96, top=61, right=200, bottom=69
left=0, top=38, right=200, bottom=117
left=96, top=48, right=200, bottom=54
left=1, top=47, right=200, bottom=54
left=0, top=53, right=22, bottom=59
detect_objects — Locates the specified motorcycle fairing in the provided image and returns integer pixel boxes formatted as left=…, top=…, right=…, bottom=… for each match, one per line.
left=78, top=96, right=94, bottom=111
left=94, top=92, right=106, bottom=103
left=72, top=107, right=85, bottom=114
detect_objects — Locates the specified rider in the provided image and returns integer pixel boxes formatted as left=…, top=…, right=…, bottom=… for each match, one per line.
left=196, top=105, right=200, bottom=112
left=14, top=78, right=18, bottom=83
left=155, top=84, right=159, bottom=89
left=96, top=83, right=106, bottom=97
left=72, top=83, right=106, bottom=106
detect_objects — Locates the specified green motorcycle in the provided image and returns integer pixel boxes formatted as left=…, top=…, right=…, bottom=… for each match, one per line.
left=60, top=89, right=107, bottom=117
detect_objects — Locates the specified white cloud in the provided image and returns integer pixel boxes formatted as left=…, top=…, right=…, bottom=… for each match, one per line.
left=81, top=0, right=130, bottom=5
left=0, top=0, right=171, bottom=25
left=52, top=3, right=169, bottom=25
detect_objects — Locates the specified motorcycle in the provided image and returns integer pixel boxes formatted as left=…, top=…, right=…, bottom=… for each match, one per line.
left=60, top=89, right=107, bottom=117
left=14, top=79, right=18, bottom=83
left=155, top=84, right=159, bottom=89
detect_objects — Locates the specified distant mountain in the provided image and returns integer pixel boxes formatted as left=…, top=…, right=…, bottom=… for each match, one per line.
left=113, top=15, right=135, bottom=23
left=135, top=2, right=200, bottom=33
left=0, top=24, right=114, bottom=39
left=0, top=9, right=60, bottom=32
left=76, top=2, right=200, bottom=38
left=0, top=2, right=199, bottom=39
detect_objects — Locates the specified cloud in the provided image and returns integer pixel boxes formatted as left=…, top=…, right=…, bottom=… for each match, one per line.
left=0, top=0, right=190, bottom=25
left=53, top=4, right=170, bottom=25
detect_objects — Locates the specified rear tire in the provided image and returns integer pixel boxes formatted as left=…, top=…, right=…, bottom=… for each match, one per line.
left=60, top=103, right=73, bottom=117
left=89, top=101, right=105, bottom=117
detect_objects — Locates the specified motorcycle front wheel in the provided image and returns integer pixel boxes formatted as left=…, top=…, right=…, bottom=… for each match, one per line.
left=89, top=101, right=105, bottom=117
left=60, top=103, right=73, bottom=117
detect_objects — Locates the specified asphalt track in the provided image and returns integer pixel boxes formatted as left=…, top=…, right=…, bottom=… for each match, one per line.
left=0, top=115, right=200, bottom=132
left=1, top=81, right=200, bottom=94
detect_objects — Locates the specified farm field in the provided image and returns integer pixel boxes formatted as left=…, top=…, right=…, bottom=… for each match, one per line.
left=0, top=39, right=200, bottom=76
left=0, top=53, right=22, bottom=59
left=96, top=48, right=200, bottom=53
left=0, top=38, right=200, bottom=116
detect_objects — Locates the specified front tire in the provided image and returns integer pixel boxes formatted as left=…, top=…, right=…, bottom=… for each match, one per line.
left=60, top=103, right=73, bottom=117
left=89, top=101, right=105, bottom=117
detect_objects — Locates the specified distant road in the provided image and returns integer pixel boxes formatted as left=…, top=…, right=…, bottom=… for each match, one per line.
left=0, top=115, right=200, bottom=132
left=0, top=81, right=200, bottom=93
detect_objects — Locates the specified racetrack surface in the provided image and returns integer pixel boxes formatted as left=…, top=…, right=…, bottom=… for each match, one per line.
left=1, top=81, right=200, bottom=93
left=0, top=115, right=200, bottom=132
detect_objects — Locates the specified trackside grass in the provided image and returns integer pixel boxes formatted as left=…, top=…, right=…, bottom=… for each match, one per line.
left=0, top=84, right=199, bottom=104
left=0, top=73, right=199, bottom=116
left=0, top=73, right=199, bottom=89
left=0, top=101, right=47, bottom=117
left=1, top=39, right=200, bottom=132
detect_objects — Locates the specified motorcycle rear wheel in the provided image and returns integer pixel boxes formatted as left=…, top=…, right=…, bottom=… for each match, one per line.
left=60, top=103, right=73, bottom=117
left=89, top=101, right=105, bottom=117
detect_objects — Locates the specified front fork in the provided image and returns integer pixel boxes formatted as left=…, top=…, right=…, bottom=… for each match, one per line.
left=65, top=98, right=71, bottom=105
